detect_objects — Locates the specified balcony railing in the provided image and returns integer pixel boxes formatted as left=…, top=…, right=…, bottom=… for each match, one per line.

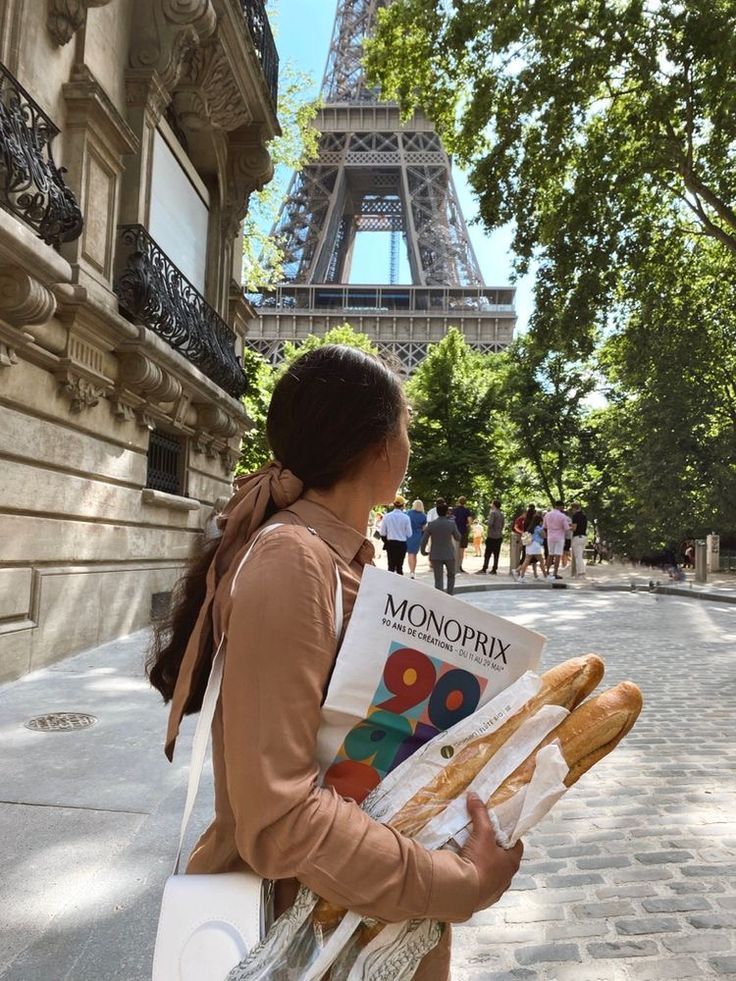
left=241, top=0, right=279, bottom=107
left=114, top=225, right=248, bottom=400
left=0, top=61, right=83, bottom=247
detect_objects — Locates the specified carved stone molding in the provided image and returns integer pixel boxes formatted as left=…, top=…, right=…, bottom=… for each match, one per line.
left=175, top=43, right=252, bottom=133
left=0, top=342, right=18, bottom=367
left=129, top=0, right=217, bottom=93
left=220, top=445, right=239, bottom=474
left=135, top=406, right=157, bottom=430
left=125, top=69, right=172, bottom=127
left=118, top=350, right=183, bottom=403
left=193, top=430, right=213, bottom=456
left=111, top=395, right=136, bottom=422
left=54, top=366, right=106, bottom=412
left=63, top=65, right=139, bottom=157
left=47, top=0, right=113, bottom=46
left=222, top=129, right=273, bottom=239
left=195, top=402, right=239, bottom=438
left=0, top=266, right=57, bottom=327
left=111, top=393, right=160, bottom=430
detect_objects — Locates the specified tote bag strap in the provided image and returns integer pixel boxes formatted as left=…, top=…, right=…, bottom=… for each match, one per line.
left=172, top=523, right=344, bottom=874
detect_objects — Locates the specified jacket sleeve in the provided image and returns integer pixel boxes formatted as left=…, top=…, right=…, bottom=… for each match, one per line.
left=420, top=525, right=430, bottom=554
left=219, top=529, right=479, bottom=923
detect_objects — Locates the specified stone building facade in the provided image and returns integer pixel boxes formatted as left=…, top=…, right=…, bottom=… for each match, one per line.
left=0, top=0, right=279, bottom=681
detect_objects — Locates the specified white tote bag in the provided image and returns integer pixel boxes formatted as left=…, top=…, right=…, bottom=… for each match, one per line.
left=152, top=524, right=344, bottom=981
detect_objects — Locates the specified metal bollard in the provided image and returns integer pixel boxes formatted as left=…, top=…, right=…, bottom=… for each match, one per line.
left=694, top=540, right=708, bottom=584
left=510, top=533, right=521, bottom=573
left=706, top=533, right=720, bottom=572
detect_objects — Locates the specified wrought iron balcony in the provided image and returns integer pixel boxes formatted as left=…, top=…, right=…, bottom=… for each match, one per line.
left=114, top=225, right=248, bottom=400
left=241, top=0, right=279, bottom=107
left=0, top=61, right=83, bottom=247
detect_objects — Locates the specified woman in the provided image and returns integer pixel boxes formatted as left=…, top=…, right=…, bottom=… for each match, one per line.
left=148, top=347, right=523, bottom=979
left=513, top=512, right=546, bottom=581
left=512, top=504, right=536, bottom=569
left=406, top=499, right=427, bottom=578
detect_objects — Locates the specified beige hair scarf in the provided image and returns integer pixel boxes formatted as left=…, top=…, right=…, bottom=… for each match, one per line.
left=165, top=462, right=303, bottom=760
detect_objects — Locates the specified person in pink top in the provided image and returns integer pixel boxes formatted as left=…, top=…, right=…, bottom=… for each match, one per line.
left=543, top=501, right=572, bottom=580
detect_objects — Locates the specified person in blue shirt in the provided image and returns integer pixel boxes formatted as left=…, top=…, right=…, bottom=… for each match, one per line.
left=406, top=500, right=428, bottom=579
left=513, top=513, right=547, bottom=581
left=380, top=496, right=413, bottom=574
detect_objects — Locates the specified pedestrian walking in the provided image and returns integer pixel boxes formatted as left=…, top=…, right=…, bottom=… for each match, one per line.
left=147, top=345, right=523, bottom=981
left=682, top=538, right=695, bottom=569
left=570, top=502, right=588, bottom=578
left=421, top=502, right=461, bottom=594
left=512, top=504, right=535, bottom=568
left=453, top=496, right=473, bottom=573
left=406, top=499, right=427, bottom=579
left=513, top=512, right=546, bottom=581
left=543, top=501, right=571, bottom=580
left=478, top=500, right=504, bottom=574
left=471, top=519, right=484, bottom=557
left=381, top=496, right=413, bottom=574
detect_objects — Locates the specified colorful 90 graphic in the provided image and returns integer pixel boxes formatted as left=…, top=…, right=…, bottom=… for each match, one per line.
left=324, top=643, right=487, bottom=803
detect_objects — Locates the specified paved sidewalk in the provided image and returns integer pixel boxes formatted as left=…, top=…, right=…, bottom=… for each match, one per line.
left=374, top=546, right=736, bottom=603
left=0, top=590, right=734, bottom=979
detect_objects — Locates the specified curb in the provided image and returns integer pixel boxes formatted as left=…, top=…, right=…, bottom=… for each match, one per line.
left=453, top=580, right=736, bottom=605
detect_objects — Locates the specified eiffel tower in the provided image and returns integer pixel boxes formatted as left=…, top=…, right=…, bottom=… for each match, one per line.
left=247, top=0, right=516, bottom=372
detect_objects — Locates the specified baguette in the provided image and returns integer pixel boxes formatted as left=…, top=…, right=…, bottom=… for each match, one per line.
left=487, top=681, right=643, bottom=809
left=389, top=654, right=605, bottom=837
left=348, top=683, right=643, bottom=948
left=314, top=655, right=604, bottom=930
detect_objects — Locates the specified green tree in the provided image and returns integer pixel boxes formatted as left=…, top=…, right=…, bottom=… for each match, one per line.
left=236, top=349, right=276, bottom=476
left=503, top=340, right=598, bottom=505
left=368, top=0, right=736, bottom=549
left=405, top=329, right=512, bottom=507
left=281, top=323, right=379, bottom=365
left=590, top=227, right=736, bottom=553
left=367, top=0, right=736, bottom=356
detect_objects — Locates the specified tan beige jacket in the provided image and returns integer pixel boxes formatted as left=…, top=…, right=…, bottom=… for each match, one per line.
left=175, top=498, right=479, bottom=926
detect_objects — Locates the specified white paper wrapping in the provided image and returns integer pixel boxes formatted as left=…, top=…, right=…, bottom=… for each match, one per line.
left=415, top=704, right=570, bottom=850
left=362, top=671, right=542, bottom=824
left=454, top=741, right=570, bottom=850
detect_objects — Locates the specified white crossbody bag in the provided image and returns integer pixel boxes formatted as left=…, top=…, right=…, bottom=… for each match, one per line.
left=152, top=524, right=344, bottom=981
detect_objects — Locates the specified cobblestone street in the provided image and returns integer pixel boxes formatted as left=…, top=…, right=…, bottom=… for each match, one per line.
left=453, top=591, right=736, bottom=980
left=0, top=590, right=733, bottom=980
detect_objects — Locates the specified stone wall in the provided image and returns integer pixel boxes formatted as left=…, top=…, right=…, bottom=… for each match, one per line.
left=0, top=0, right=280, bottom=681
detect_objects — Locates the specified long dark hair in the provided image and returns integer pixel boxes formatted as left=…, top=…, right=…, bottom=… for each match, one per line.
left=147, top=346, right=405, bottom=704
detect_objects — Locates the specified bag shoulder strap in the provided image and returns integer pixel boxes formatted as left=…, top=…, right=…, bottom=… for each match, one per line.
left=172, top=522, right=344, bottom=874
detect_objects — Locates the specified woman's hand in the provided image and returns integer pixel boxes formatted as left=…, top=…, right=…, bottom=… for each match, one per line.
left=459, top=792, right=524, bottom=910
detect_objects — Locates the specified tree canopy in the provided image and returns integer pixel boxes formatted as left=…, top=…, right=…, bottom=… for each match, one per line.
left=361, top=0, right=736, bottom=551
left=367, top=0, right=736, bottom=355
left=405, top=328, right=511, bottom=506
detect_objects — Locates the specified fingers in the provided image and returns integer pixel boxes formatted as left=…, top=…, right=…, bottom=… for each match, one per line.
left=507, top=838, right=524, bottom=871
left=466, top=792, right=494, bottom=835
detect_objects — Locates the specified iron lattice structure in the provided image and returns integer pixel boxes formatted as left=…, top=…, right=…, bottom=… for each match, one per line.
left=249, top=0, right=516, bottom=372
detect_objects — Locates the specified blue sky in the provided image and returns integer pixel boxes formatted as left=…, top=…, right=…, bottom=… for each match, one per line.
left=269, top=0, right=535, bottom=331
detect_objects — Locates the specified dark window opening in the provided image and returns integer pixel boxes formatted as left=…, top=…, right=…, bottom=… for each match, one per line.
left=150, top=591, right=173, bottom=621
left=146, top=429, right=185, bottom=495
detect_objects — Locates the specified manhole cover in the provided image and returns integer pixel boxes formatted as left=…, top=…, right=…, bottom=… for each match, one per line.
left=25, top=712, right=97, bottom=732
